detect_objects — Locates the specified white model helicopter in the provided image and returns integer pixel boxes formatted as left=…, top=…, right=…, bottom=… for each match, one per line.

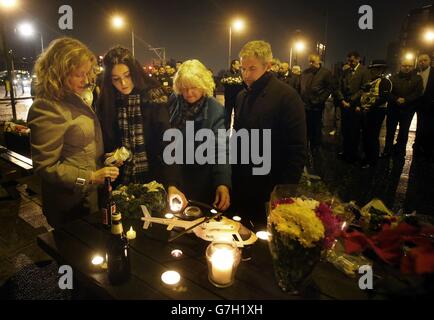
left=140, top=205, right=258, bottom=247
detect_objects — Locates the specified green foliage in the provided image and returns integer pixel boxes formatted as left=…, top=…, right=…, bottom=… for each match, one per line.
left=112, top=181, right=167, bottom=219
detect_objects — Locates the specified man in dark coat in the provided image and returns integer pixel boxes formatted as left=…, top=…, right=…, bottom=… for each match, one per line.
left=415, top=53, right=434, bottom=159
left=335, top=51, right=371, bottom=163
left=232, top=40, right=307, bottom=227
left=383, top=59, right=423, bottom=158
left=300, top=53, right=333, bottom=153
left=288, top=65, right=301, bottom=93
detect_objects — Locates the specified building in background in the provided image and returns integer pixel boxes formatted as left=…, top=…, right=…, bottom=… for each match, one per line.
left=388, top=4, right=434, bottom=72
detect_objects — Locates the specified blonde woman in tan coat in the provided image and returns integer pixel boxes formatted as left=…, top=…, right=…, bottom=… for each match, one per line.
left=27, top=37, right=119, bottom=228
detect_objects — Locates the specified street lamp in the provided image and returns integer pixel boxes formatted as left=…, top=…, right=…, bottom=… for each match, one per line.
left=404, top=52, right=415, bottom=61
left=1, top=0, right=18, bottom=120
left=0, top=0, right=17, bottom=9
left=17, top=22, right=44, bottom=54
left=111, top=15, right=135, bottom=57
left=424, top=29, right=434, bottom=43
left=289, top=40, right=306, bottom=68
left=228, top=18, right=245, bottom=69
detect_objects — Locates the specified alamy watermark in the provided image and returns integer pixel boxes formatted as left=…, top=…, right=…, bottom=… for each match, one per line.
left=163, top=121, right=271, bottom=175
left=358, top=265, right=373, bottom=290
left=58, top=5, right=73, bottom=30
left=58, top=265, right=73, bottom=290
left=358, top=5, right=373, bottom=30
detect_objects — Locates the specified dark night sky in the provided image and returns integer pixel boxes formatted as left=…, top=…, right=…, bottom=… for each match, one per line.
left=3, top=0, right=433, bottom=72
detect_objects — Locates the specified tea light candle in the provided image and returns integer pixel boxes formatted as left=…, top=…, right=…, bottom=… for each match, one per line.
left=91, top=255, right=104, bottom=266
left=161, top=270, right=181, bottom=286
left=256, top=231, right=271, bottom=241
left=210, top=248, right=234, bottom=285
left=165, top=213, right=175, bottom=219
left=171, top=249, right=183, bottom=258
left=126, top=226, right=136, bottom=240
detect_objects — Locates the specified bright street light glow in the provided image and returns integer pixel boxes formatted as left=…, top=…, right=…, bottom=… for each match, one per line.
left=424, top=30, right=434, bottom=42
left=112, top=15, right=125, bottom=29
left=232, top=19, right=245, bottom=32
left=404, top=52, right=415, bottom=61
left=18, top=23, right=35, bottom=37
left=0, top=0, right=17, bottom=9
left=294, top=41, right=306, bottom=52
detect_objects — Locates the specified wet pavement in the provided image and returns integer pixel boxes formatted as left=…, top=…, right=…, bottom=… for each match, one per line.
left=0, top=87, right=33, bottom=122
left=0, top=95, right=433, bottom=299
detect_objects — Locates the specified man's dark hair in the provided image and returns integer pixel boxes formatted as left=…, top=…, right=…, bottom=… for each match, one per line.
left=347, top=51, right=361, bottom=59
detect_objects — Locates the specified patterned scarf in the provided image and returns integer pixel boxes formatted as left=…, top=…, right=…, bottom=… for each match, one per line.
left=171, top=96, right=206, bottom=130
left=117, top=93, right=149, bottom=184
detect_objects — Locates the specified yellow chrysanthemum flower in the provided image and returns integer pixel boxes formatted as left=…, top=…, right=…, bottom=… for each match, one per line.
left=269, top=199, right=325, bottom=248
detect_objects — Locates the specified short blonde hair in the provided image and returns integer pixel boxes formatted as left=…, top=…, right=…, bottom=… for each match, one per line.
left=34, top=37, right=96, bottom=100
left=239, top=40, right=273, bottom=64
left=173, top=59, right=215, bottom=97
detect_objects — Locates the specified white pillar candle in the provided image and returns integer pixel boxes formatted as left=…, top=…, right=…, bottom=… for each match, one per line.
left=210, top=248, right=234, bottom=285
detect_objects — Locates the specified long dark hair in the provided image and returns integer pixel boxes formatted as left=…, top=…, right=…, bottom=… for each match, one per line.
left=97, top=46, right=159, bottom=152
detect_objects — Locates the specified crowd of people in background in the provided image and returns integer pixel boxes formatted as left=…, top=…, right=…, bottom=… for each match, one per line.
left=219, top=50, right=434, bottom=172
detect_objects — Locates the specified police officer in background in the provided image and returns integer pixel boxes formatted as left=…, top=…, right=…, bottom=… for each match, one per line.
left=359, top=60, right=392, bottom=168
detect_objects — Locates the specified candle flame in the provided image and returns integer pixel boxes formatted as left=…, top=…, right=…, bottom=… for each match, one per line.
left=91, top=255, right=104, bottom=265
left=256, top=231, right=271, bottom=241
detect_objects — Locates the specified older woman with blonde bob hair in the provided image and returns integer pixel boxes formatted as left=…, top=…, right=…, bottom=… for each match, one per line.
left=27, top=37, right=119, bottom=228
left=169, top=59, right=231, bottom=211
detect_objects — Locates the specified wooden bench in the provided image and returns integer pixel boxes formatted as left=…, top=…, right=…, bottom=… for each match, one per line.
left=0, top=144, right=33, bottom=172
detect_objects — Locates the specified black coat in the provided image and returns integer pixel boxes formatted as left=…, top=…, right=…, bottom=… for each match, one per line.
left=300, top=66, right=333, bottom=109
left=232, top=72, right=307, bottom=223
left=221, top=70, right=244, bottom=112
left=389, top=72, right=423, bottom=112
left=418, top=67, right=434, bottom=111
left=287, top=73, right=301, bottom=93
left=336, top=64, right=371, bottom=108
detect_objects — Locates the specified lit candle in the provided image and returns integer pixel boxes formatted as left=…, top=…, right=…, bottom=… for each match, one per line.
left=91, top=255, right=104, bottom=266
left=210, top=248, right=234, bottom=285
left=232, top=216, right=242, bottom=222
left=256, top=231, right=271, bottom=241
left=161, top=270, right=181, bottom=286
left=91, top=254, right=107, bottom=271
left=165, top=213, right=175, bottom=219
left=171, top=249, right=183, bottom=258
left=169, top=195, right=183, bottom=212
left=126, top=226, right=136, bottom=240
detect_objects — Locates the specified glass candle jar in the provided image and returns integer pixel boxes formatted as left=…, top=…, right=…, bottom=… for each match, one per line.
left=206, top=241, right=241, bottom=288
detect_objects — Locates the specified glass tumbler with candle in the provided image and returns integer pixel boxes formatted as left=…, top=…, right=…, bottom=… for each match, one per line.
left=206, top=240, right=241, bottom=288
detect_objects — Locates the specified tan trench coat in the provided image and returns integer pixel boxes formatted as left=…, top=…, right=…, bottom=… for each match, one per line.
left=27, top=92, right=104, bottom=228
